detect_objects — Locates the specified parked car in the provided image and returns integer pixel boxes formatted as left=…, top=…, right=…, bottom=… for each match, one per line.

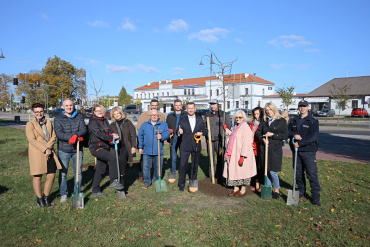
left=48, top=108, right=63, bottom=118
left=105, top=109, right=111, bottom=119
left=318, top=109, right=335, bottom=117
left=124, top=104, right=141, bottom=114
left=132, top=114, right=140, bottom=121
left=288, top=108, right=300, bottom=116
left=84, top=108, right=93, bottom=118
left=351, top=108, right=369, bottom=118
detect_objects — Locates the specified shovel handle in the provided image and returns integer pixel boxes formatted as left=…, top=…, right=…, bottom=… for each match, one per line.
left=156, top=129, right=161, bottom=177
left=264, top=135, right=268, bottom=177
left=292, top=137, right=298, bottom=151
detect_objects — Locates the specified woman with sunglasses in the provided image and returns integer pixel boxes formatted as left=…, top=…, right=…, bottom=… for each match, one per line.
left=256, top=102, right=288, bottom=199
left=223, top=110, right=256, bottom=197
left=26, top=103, right=62, bottom=207
left=88, top=105, right=123, bottom=197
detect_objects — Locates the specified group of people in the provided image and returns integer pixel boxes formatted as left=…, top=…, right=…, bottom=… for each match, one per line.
left=26, top=97, right=321, bottom=207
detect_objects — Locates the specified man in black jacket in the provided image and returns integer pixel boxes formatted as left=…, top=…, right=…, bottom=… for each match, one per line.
left=205, top=99, right=232, bottom=180
left=288, top=100, right=321, bottom=206
left=177, top=102, right=208, bottom=192
left=54, top=99, right=87, bottom=203
left=166, top=99, right=187, bottom=183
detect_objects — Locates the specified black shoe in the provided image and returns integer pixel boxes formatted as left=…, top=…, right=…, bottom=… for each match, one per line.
left=43, top=194, right=52, bottom=207
left=273, top=192, right=280, bottom=199
left=313, top=200, right=321, bottom=207
left=37, top=197, right=46, bottom=207
left=299, top=192, right=306, bottom=198
left=179, top=187, right=184, bottom=192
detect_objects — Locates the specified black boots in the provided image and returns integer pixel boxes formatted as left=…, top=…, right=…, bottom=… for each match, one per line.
left=43, top=194, right=52, bottom=207
left=37, top=195, right=52, bottom=207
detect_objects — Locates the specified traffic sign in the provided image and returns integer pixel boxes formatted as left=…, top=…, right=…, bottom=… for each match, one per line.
left=19, top=81, right=24, bottom=84
left=76, top=95, right=80, bottom=99
left=21, top=92, right=26, bottom=96
left=41, top=83, right=45, bottom=86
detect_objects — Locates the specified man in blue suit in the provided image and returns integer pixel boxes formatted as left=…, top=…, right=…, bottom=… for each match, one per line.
left=177, top=102, right=208, bottom=192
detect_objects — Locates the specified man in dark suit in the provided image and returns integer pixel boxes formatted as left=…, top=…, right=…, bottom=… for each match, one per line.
left=177, top=102, right=208, bottom=192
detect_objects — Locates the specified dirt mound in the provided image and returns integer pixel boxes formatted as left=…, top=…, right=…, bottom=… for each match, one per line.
left=82, top=162, right=96, bottom=170
left=198, top=178, right=254, bottom=197
left=19, top=149, right=28, bottom=156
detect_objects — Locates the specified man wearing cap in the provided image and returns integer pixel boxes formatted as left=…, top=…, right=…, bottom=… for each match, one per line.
left=205, top=99, right=232, bottom=180
left=288, top=100, right=321, bottom=206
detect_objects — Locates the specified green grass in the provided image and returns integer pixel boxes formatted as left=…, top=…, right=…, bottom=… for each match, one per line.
left=0, top=127, right=369, bottom=246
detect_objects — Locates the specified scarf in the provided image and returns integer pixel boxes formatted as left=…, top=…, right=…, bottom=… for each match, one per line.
left=37, top=117, right=49, bottom=142
left=252, top=119, right=260, bottom=132
left=225, top=121, right=244, bottom=159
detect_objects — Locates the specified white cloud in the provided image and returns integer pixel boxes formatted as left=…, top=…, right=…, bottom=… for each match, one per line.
left=153, top=28, right=160, bottom=33
left=188, top=28, right=229, bottom=42
left=106, top=64, right=132, bottom=73
left=16, top=61, right=30, bottom=64
left=171, top=67, right=186, bottom=75
left=137, top=64, right=160, bottom=73
left=270, top=64, right=287, bottom=70
left=40, top=13, right=49, bottom=20
left=235, top=38, right=243, bottom=44
left=268, top=35, right=313, bottom=49
left=86, top=20, right=110, bottom=28
left=305, top=48, right=320, bottom=53
left=172, top=67, right=185, bottom=71
left=166, top=19, right=189, bottom=32
left=75, top=57, right=101, bottom=66
left=119, top=18, right=137, bottom=31
left=297, top=65, right=309, bottom=70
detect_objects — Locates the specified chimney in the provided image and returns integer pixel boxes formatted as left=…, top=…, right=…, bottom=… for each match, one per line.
left=180, top=78, right=183, bottom=81
left=147, top=83, right=151, bottom=86
left=245, top=73, right=249, bottom=78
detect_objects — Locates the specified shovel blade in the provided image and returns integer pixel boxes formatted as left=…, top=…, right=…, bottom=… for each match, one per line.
left=155, top=177, right=167, bottom=193
left=188, top=180, right=198, bottom=193
left=117, top=190, right=126, bottom=200
left=261, top=184, right=272, bottom=199
left=168, top=171, right=176, bottom=184
left=72, top=193, right=84, bottom=210
left=287, top=190, right=300, bottom=206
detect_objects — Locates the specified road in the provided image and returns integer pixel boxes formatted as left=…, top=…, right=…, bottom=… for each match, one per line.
left=1, top=112, right=369, bottom=163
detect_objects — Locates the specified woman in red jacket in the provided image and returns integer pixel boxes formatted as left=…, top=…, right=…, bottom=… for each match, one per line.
left=249, top=107, right=264, bottom=192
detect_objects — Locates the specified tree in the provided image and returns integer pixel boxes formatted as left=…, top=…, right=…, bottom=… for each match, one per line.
left=14, top=72, right=44, bottom=107
left=330, top=83, right=351, bottom=126
left=0, top=74, right=11, bottom=108
left=89, top=72, right=105, bottom=105
left=276, top=85, right=296, bottom=110
left=118, top=86, right=132, bottom=107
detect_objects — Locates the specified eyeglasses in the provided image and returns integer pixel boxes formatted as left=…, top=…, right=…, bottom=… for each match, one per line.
left=94, top=110, right=102, bottom=113
left=235, top=116, right=243, bottom=119
left=34, top=111, right=44, bottom=115
left=150, top=114, right=159, bottom=117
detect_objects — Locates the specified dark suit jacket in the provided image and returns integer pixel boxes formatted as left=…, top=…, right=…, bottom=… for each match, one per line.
left=177, top=114, right=208, bottom=152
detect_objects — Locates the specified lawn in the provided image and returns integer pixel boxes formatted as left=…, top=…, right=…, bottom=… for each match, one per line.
left=0, top=127, right=369, bottom=246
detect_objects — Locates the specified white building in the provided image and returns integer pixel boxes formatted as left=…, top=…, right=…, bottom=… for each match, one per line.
left=133, top=73, right=277, bottom=113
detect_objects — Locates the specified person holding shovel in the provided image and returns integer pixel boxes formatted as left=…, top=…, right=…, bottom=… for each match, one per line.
left=26, top=103, right=62, bottom=207
left=54, top=99, right=87, bottom=203
left=256, top=102, right=288, bottom=199
left=138, top=109, right=171, bottom=189
left=288, top=100, right=321, bottom=206
left=223, top=110, right=256, bottom=197
left=110, top=106, right=137, bottom=188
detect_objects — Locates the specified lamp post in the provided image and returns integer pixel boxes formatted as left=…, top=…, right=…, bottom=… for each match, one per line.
left=0, top=48, right=5, bottom=59
left=199, top=53, right=215, bottom=100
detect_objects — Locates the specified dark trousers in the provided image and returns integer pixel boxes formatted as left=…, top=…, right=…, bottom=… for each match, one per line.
left=251, top=155, right=264, bottom=186
left=92, top=148, right=118, bottom=193
left=207, top=141, right=223, bottom=178
left=138, top=154, right=144, bottom=178
left=295, top=151, right=321, bottom=201
left=178, top=150, right=199, bottom=189
left=118, top=147, right=128, bottom=184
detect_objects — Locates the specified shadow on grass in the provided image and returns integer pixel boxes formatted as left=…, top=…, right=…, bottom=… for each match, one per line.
left=0, top=185, right=9, bottom=195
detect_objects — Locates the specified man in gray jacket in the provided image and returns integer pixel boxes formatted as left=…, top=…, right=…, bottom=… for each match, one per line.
left=54, top=99, right=87, bottom=203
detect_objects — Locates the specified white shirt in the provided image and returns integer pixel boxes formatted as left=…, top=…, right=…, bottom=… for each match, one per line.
left=188, top=115, right=196, bottom=132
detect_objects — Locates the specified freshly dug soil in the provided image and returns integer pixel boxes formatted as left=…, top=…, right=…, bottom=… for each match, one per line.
left=198, top=178, right=254, bottom=197
left=82, top=162, right=96, bottom=170
left=19, top=149, right=28, bottom=156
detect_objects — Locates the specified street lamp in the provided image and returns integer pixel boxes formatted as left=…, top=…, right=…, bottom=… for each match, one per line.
left=199, top=53, right=215, bottom=100
left=0, top=48, right=5, bottom=59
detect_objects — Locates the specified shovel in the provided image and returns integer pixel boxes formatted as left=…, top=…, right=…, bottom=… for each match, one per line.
left=189, top=134, right=202, bottom=193
left=261, top=135, right=272, bottom=199
left=168, top=130, right=176, bottom=184
left=287, top=138, right=299, bottom=206
left=72, top=139, right=84, bottom=209
left=154, top=130, right=167, bottom=192
left=113, top=138, right=126, bottom=200
left=206, top=117, right=215, bottom=184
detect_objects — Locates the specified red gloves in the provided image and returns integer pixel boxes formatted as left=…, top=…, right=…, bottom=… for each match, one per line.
left=78, top=137, right=84, bottom=142
left=223, top=124, right=227, bottom=130
left=169, top=129, right=174, bottom=134
left=69, top=135, right=78, bottom=144
left=238, top=156, right=244, bottom=166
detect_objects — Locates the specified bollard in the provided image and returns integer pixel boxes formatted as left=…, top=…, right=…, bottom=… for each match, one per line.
left=14, top=116, right=21, bottom=122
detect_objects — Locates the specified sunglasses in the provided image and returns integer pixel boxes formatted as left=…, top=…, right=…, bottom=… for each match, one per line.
left=235, top=116, right=243, bottom=119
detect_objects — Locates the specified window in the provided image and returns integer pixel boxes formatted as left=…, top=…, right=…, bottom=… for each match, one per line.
left=188, top=89, right=191, bottom=95
left=210, top=90, right=212, bottom=97
left=268, top=87, right=273, bottom=90
left=352, top=100, right=358, bottom=108
left=227, top=101, right=230, bottom=109
left=162, top=92, right=164, bottom=96
left=192, top=89, right=195, bottom=95
left=140, top=94, right=142, bottom=99
left=184, top=89, right=186, bottom=95
left=217, top=89, right=219, bottom=96
left=167, top=92, right=169, bottom=96
left=245, top=88, right=248, bottom=95
left=236, top=101, right=239, bottom=108
left=262, top=89, right=265, bottom=95
left=258, top=101, right=261, bottom=107
left=245, top=101, right=248, bottom=109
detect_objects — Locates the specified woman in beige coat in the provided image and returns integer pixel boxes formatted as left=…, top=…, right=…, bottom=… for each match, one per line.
left=223, top=110, right=256, bottom=197
left=26, top=103, right=62, bottom=207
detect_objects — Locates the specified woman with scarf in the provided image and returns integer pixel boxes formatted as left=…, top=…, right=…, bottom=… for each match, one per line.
left=110, top=106, right=137, bottom=187
left=249, top=107, right=264, bottom=192
left=26, top=103, right=62, bottom=207
left=256, top=102, right=288, bottom=199
left=223, top=110, right=256, bottom=197
left=88, top=105, right=123, bottom=197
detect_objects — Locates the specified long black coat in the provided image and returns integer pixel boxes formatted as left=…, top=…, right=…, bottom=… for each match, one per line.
left=177, top=115, right=208, bottom=153
left=255, top=118, right=288, bottom=172
left=110, top=118, right=137, bottom=163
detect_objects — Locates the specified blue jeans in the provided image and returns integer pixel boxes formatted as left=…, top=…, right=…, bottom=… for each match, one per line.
left=170, top=137, right=180, bottom=172
left=266, top=171, right=280, bottom=189
left=58, top=150, right=83, bottom=196
left=143, top=154, right=163, bottom=186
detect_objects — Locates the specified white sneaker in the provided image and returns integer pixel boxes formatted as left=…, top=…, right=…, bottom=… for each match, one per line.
left=60, top=195, right=67, bottom=203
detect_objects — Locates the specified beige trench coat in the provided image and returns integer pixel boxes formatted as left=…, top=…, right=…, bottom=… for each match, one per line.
left=222, top=122, right=256, bottom=181
left=25, top=117, right=62, bottom=175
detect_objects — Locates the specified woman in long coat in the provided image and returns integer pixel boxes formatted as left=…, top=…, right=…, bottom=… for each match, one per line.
left=110, top=106, right=137, bottom=186
left=26, top=103, right=62, bottom=207
left=256, top=102, right=288, bottom=199
left=223, top=110, right=256, bottom=197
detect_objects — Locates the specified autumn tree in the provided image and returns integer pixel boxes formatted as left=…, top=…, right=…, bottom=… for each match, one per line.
left=118, top=86, right=132, bottom=107
left=0, top=74, right=11, bottom=108
left=276, top=85, right=296, bottom=110
left=330, top=83, right=351, bottom=126
left=14, top=71, right=44, bottom=107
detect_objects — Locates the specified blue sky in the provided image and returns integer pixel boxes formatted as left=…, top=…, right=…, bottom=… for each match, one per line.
left=1, top=0, right=369, bottom=97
